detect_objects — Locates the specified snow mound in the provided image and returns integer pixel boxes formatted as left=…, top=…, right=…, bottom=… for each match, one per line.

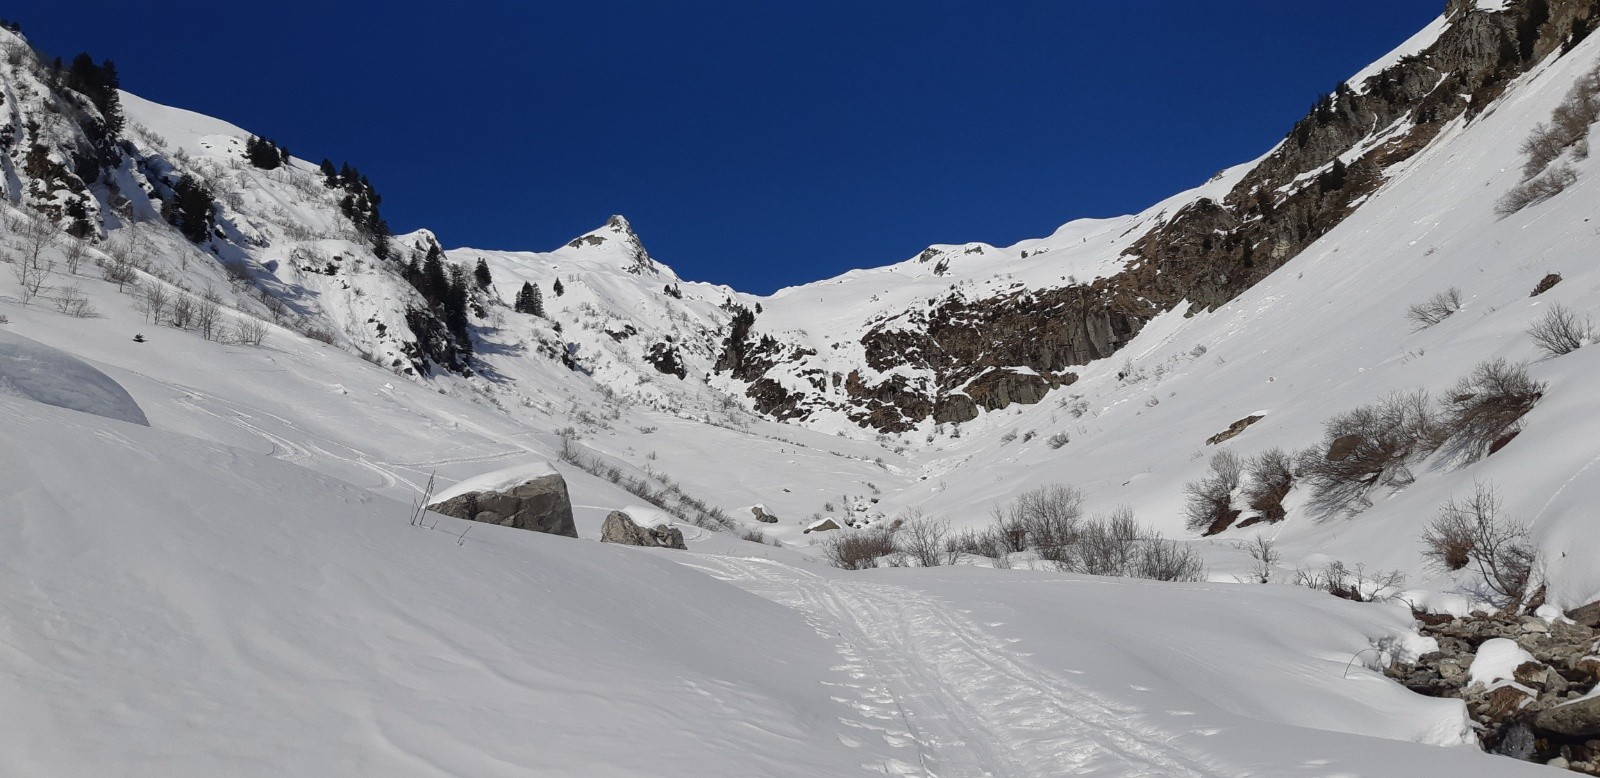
left=1470, top=638, right=1537, bottom=687
left=0, top=331, right=148, bottom=426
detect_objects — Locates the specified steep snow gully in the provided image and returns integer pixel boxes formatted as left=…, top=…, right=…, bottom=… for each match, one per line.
left=684, top=556, right=1224, bottom=777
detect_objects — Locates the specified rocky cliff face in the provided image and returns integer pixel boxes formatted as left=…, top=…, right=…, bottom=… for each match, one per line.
left=715, top=0, right=1600, bottom=433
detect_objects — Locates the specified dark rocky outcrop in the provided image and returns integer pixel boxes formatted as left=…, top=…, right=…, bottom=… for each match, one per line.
left=713, top=0, right=1600, bottom=432
left=599, top=510, right=686, bottom=550
left=1386, top=610, right=1600, bottom=770
left=430, top=473, right=577, bottom=537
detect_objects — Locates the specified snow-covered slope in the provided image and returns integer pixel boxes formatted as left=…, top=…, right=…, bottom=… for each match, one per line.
left=5, top=1, right=1600, bottom=773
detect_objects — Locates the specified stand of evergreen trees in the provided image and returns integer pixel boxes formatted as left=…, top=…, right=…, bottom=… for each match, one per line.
left=514, top=282, right=544, bottom=317
left=320, top=159, right=392, bottom=258
left=401, top=245, right=474, bottom=358
left=246, top=136, right=289, bottom=170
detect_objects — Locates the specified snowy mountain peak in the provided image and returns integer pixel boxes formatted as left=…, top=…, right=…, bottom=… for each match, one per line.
left=563, top=213, right=660, bottom=276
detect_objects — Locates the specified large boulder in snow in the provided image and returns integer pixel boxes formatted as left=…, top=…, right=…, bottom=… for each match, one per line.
left=599, top=511, right=685, bottom=550
left=0, top=330, right=148, bottom=426
left=429, top=462, right=576, bottom=538
left=1534, top=696, right=1600, bottom=739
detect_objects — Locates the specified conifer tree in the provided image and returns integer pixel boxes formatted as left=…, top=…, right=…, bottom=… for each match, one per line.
left=320, top=159, right=338, bottom=187
left=420, top=245, right=448, bottom=302
left=552, top=278, right=565, bottom=297
left=474, top=258, right=492, bottom=290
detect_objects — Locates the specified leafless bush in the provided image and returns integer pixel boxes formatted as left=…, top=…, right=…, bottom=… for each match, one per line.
left=1134, top=535, right=1207, bottom=582
left=1242, top=448, right=1295, bottom=523
left=1298, top=390, right=1438, bottom=516
left=1406, top=288, right=1462, bottom=329
left=50, top=284, right=95, bottom=317
left=822, top=526, right=897, bottom=570
left=1184, top=450, right=1242, bottom=534
left=1071, top=506, right=1142, bottom=576
left=232, top=316, right=268, bottom=346
left=948, top=526, right=1011, bottom=568
left=1497, top=165, right=1578, bottom=216
left=10, top=217, right=56, bottom=304
left=993, top=484, right=1084, bottom=564
left=1421, top=482, right=1538, bottom=611
left=896, top=512, right=954, bottom=567
left=1294, top=560, right=1406, bottom=602
left=738, top=527, right=777, bottom=546
left=138, top=283, right=170, bottom=325
left=62, top=239, right=88, bottom=275
left=1436, top=359, right=1543, bottom=461
left=302, top=327, right=337, bottom=344
left=194, top=290, right=223, bottom=341
left=1239, top=536, right=1279, bottom=584
left=102, top=254, right=138, bottom=291
left=169, top=293, right=195, bottom=329
left=1046, top=432, right=1070, bottom=449
left=1528, top=303, right=1591, bottom=357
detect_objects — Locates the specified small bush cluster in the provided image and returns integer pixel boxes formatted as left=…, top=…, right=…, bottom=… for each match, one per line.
left=1241, top=448, right=1295, bottom=524
left=1528, top=303, right=1591, bottom=357
left=1497, top=63, right=1600, bottom=215
left=1436, top=358, right=1544, bottom=461
left=1297, top=390, right=1437, bottom=516
left=1183, top=451, right=1242, bottom=534
left=983, top=485, right=1206, bottom=581
left=822, top=526, right=897, bottom=570
left=1406, top=288, right=1462, bottom=330
left=1294, top=560, right=1406, bottom=603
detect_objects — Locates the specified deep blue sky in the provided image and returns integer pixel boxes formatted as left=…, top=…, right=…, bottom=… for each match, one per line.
left=12, top=2, right=1442, bottom=293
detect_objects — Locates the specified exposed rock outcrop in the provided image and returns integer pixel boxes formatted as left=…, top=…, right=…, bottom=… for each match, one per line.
left=713, top=0, right=1600, bottom=432
left=599, top=510, right=687, bottom=550
left=430, top=472, right=577, bottom=537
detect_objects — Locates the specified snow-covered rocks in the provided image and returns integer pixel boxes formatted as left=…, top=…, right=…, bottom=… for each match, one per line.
left=429, top=462, right=576, bottom=537
left=598, top=510, right=686, bottom=550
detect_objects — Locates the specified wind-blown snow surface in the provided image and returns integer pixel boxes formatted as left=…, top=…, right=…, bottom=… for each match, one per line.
left=0, top=330, right=147, bottom=425
left=0, top=394, right=1543, bottom=776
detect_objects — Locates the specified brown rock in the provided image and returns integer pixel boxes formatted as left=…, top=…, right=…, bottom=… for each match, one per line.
left=599, top=511, right=686, bottom=550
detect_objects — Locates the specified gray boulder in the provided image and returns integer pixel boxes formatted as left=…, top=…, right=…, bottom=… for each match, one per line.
left=1534, top=695, right=1600, bottom=739
left=430, top=472, right=577, bottom=538
left=600, top=511, right=686, bottom=550
left=751, top=505, right=779, bottom=523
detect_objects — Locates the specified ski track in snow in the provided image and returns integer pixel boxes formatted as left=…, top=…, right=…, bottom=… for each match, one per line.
left=683, top=556, right=1226, bottom=777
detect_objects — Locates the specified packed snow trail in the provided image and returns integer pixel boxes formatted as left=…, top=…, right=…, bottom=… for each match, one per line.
left=681, top=556, right=1226, bottom=777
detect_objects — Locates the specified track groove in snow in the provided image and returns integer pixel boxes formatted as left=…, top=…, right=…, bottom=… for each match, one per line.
left=683, top=556, right=1226, bottom=777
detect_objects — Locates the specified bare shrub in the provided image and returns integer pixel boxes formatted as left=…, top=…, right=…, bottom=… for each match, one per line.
left=993, top=484, right=1083, bottom=564
left=948, top=526, right=1011, bottom=567
left=139, top=284, right=169, bottom=325
left=1294, top=561, right=1406, bottom=602
left=1436, top=359, right=1543, bottom=461
left=1528, top=303, right=1591, bottom=357
left=194, top=290, right=223, bottom=341
left=1406, top=288, right=1462, bottom=330
left=1046, top=432, right=1070, bottom=449
left=10, top=217, right=56, bottom=304
left=303, top=327, right=337, bottom=344
left=61, top=239, right=88, bottom=275
left=896, top=512, right=954, bottom=567
left=50, top=284, right=95, bottom=318
left=1242, top=448, right=1295, bottom=523
left=1071, top=506, right=1142, bottom=576
left=232, top=317, right=268, bottom=347
left=1497, top=165, right=1578, bottom=215
left=822, top=526, right=897, bottom=571
left=1134, top=535, right=1207, bottom=582
left=1298, top=390, right=1438, bottom=516
left=102, top=254, right=138, bottom=291
left=1239, top=536, right=1279, bottom=584
left=1421, top=482, right=1538, bottom=611
left=169, top=293, right=195, bottom=329
left=1183, top=450, right=1242, bottom=534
